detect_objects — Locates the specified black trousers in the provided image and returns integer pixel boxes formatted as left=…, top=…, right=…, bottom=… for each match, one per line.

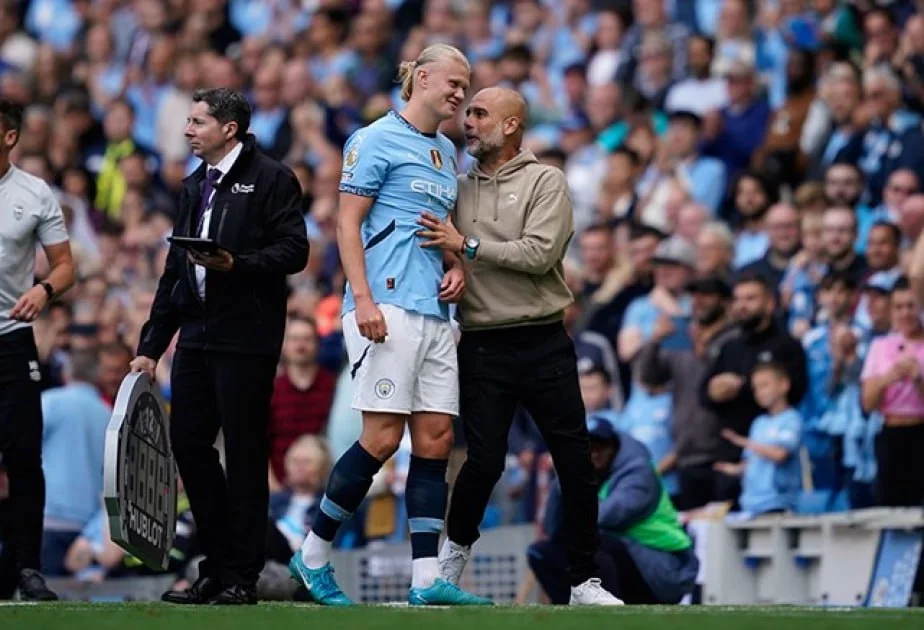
left=675, top=463, right=741, bottom=512
left=170, top=349, right=277, bottom=588
left=876, top=423, right=924, bottom=508
left=0, top=329, right=45, bottom=573
left=447, top=322, right=599, bottom=586
left=527, top=536, right=658, bottom=604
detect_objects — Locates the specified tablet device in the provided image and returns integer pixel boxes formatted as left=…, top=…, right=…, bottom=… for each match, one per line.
left=167, top=237, right=234, bottom=256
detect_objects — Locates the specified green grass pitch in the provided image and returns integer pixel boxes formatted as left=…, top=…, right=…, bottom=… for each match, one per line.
left=1, top=603, right=923, bottom=630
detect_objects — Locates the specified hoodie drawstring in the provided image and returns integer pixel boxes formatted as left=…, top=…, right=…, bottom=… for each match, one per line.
left=493, top=177, right=499, bottom=222
left=473, top=176, right=480, bottom=223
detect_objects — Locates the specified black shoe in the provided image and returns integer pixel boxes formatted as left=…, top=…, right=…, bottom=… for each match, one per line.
left=18, top=569, right=58, bottom=601
left=211, top=584, right=257, bottom=606
left=162, top=576, right=223, bottom=605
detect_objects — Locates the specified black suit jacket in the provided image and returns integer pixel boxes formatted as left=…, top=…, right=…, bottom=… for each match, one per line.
left=139, top=135, right=309, bottom=360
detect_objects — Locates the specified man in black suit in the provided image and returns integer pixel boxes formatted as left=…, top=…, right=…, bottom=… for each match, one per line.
left=130, top=88, right=308, bottom=605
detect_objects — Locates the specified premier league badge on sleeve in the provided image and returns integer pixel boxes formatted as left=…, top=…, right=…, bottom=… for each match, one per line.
left=345, top=145, right=359, bottom=168
left=103, top=372, right=177, bottom=570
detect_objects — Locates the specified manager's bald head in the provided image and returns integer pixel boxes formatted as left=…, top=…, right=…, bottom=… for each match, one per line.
left=463, top=87, right=528, bottom=166
left=472, top=87, right=527, bottom=123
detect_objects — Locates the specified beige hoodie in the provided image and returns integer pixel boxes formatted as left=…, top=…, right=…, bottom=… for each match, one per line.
left=453, top=150, right=575, bottom=330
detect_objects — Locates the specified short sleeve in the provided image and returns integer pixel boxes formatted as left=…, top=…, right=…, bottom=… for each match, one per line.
left=339, top=128, right=390, bottom=198
left=860, top=338, right=885, bottom=382
left=769, top=411, right=802, bottom=452
left=36, top=187, right=68, bottom=246
left=622, top=297, right=648, bottom=332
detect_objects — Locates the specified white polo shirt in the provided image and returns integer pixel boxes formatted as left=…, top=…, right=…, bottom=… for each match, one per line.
left=0, top=164, right=68, bottom=336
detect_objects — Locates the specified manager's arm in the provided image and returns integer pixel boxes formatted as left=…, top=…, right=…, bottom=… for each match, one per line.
left=474, top=169, right=573, bottom=275
left=233, top=170, right=309, bottom=275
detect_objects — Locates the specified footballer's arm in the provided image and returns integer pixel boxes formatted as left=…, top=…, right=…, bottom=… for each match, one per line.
left=337, top=192, right=387, bottom=341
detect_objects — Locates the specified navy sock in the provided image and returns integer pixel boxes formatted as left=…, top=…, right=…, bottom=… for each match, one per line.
left=406, top=455, right=449, bottom=559
left=313, top=442, right=383, bottom=541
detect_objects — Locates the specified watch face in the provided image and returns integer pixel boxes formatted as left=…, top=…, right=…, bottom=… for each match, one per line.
left=466, top=237, right=479, bottom=248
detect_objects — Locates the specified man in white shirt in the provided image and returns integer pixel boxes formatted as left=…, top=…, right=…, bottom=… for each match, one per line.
left=0, top=97, right=75, bottom=601
left=665, top=34, right=728, bottom=116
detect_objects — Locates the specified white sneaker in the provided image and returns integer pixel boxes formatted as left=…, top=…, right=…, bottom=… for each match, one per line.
left=569, top=578, right=625, bottom=606
left=437, top=539, right=471, bottom=585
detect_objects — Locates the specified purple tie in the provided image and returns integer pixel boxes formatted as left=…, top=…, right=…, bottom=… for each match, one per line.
left=195, top=168, right=222, bottom=233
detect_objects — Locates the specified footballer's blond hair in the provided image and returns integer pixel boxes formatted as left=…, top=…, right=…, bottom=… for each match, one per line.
left=397, top=44, right=471, bottom=102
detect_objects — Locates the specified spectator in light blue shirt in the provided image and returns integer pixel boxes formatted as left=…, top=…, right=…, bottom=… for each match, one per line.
left=25, top=0, right=83, bottom=52
left=616, top=352, right=678, bottom=501
left=636, top=110, right=727, bottom=215
left=716, top=361, right=803, bottom=515
left=802, top=271, right=861, bottom=430
left=40, top=349, right=111, bottom=576
left=618, top=236, right=695, bottom=368
left=730, top=171, right=777, bottom=269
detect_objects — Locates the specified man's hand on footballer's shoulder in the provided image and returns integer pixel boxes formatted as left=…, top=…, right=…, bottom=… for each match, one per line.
left=417, top=212, right=464, bottom=254
left=188, top=248, right=234, bottom=272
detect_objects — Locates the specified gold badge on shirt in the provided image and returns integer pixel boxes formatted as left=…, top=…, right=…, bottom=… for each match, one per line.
left=430, top=149, right=443, bottom=170
left=345, top=145, right=359, bottom=168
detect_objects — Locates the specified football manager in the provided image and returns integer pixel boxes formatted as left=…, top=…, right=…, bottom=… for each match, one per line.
left=131, top=88, right=308, bottom=605
left=417, top=86, right=621, bottom=605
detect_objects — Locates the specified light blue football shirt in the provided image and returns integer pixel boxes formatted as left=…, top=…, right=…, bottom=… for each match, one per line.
left=339, top=111, right=458, bottom=321
left=616, top=389, right=678, bottom=496
left=740, top=408, right=803, bottom=515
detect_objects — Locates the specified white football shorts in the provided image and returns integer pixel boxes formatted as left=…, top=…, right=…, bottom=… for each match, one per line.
left=342, top=304, right=459, bottom=416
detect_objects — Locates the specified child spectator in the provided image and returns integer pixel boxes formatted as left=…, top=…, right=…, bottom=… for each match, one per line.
left=715, top=361, right=803, bottom=515
left=616, top=351, right=677, bottom=502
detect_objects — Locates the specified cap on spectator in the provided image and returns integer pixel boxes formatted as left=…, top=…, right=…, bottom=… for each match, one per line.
left=864, top=271, right=897, bottom=294
left=586, top=415, right=618, bottom=442
left=686, top=274, right=732, bottom=298
left=715, top=48, right=756, bottom=78
left=652, top=235, right=696, bottom=269
left=668, top=109, right=703, bottom=128
left=629, top=222, right=669, bottom=241
left=576, top=341, right=612, bottom=383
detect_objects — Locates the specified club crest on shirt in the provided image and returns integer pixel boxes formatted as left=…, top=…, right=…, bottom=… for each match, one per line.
left=430, top=149, right=443, bottom=170
left=13, top=204, right=23, bottom=220
left=345, top=145, right=359, bottom=168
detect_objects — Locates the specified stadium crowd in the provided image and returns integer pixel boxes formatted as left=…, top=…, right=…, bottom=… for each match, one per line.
left=1, top=0, right=924, bottom=601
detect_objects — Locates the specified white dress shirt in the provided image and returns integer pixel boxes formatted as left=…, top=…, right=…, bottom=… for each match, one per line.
left=196, top=142, right=242, bottom=299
